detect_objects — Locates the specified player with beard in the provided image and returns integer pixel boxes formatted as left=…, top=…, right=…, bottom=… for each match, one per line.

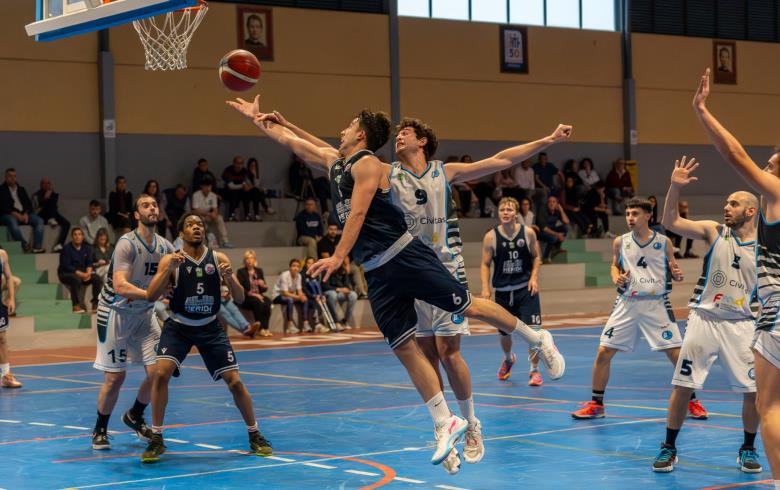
left=91, top=195, right=175, bottom=450
left=140, top=213, right=272, bottom=463
left=650, top=156, right=761, bottom=473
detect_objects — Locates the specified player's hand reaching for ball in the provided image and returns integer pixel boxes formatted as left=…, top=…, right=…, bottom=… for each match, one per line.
left=550, top=124, right=573, bottom=143
left=670, top=156, right=700, bottom=188
left=226, top=95, right=260, bottom=120
left=615, top=269, right=630, bottom=288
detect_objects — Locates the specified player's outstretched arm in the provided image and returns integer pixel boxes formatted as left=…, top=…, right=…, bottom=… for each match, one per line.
left=308, top=157, right=382, bottom=282
left=693, top=69, right=780, bottom=201
left=444, top=124, right=572, bottom=184
left=253, top=118, right=339, bottom=173
left=611, top=237, right=629, bottom=287
left=0, top=250, right=14, bottom=315
left=216, top=252, right=244, bottom=305
left=479, top=231, right=494, bottom=299
left=146, top=253, right=183, bottom=302
left=661, top=156, right=720, bottom=243
left=263, top=110, right=334, bottom=150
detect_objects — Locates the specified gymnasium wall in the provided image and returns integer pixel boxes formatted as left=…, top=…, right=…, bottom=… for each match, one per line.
left=1, top=1, right=779, bottom=200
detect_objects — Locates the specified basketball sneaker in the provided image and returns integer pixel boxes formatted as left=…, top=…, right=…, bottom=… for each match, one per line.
left=141, top=433, right=166, bottom=463
left=249, top=430, right=273, bottom=456
left=687, top=399, right=708, bottom=420
left=651, top=444, right=678, bottom=472
left=737, top=446, right=762, bottom=473
left=497, top=353, right=516, bottom=381
left=1, top=372, right=22, bottom=388
left=571, top=401, right=605, bottom=419
left=432, top=414, right=468, bottom=465
left=533, top=329, right=565, bottom=380
left=122, top=410, right=153, bottom=442
left=528, top=371, right=543, bottom=387
left=91, top=429, right=110, bottom=450
left=441, top=448, right=461, bottom=475
left=463, top=420, right=484, bottom=464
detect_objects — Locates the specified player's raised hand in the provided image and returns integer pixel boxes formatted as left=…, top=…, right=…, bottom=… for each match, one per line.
left=670, top=155, right=700, bottom=188
left=670, top=261, right=684, bottom=282
left=226, top=94, right=260, bottom=120
left=307, top=256, right=342, bottom=282
left=218, top=261, right=234, bottom=278
left=692, top=68, right=711, bottom=110
left=257, top=110, right=289, bottom=127
left=615, top=269, right=630, bottom=288
left=550, top=124, right=573, bottom=142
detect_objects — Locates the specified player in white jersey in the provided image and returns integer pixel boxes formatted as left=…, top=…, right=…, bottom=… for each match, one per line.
left=392, top=117, right=571, bottom=473
left=91, top=195, right=175, bottom=450
left=649, top=156, right=762, bottom=473
left=693, top=68, right=780, bottom=488
left=571, top=198, right=697, bottom=419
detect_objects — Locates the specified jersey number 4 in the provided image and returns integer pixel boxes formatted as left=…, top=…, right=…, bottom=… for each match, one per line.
left=636, top=256, right=648, bottom=268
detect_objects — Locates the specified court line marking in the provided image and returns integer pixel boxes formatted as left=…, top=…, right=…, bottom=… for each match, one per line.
left=303, top=462, right=336, bottom=469
left=0, top=419, right=21, bottom=423
left=194, top=443, right=222, bottom=450
left=699, top=480, right=774, bottom=489
left=345, top=469, right=379, bottom=476
left=436, top=485, right=469, bottom=490
left=165, top=438, right=189, bottom=443
left=28, top=422, right=56, bottom=427
left=266, top=455, right=296, bottom=462
left=394, top=477, right=425, bottom=484
left=63, top=426, right=90, bottom=430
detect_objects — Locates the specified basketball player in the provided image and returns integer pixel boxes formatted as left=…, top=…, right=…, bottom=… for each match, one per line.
left=693, top=68, right=780, bottom=488
left=391, top=118, right=571, bottom=472
left=479, top=197, right=544, bottom=387
left=140, top=213, right=272, bottom=463
left=227, top=97, right=565, bottom=466
left=0, top=248, right=19, bottom=389
left=650, top=156, right=761, bottom=473
left=91, top=195, right=174, bottom=449
left=570, top=198, right=705, bottom=419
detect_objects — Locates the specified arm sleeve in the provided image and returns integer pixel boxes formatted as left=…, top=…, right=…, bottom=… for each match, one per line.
left=111, top=238, right=136, bottom=272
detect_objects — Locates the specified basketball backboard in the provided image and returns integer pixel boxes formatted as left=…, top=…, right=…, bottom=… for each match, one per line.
left=26, top=0, right=199, bottom=41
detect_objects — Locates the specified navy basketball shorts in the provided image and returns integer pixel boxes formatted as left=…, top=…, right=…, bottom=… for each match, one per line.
left=495, top=288, right=541, bottom=337
left=0, top=304, right=8, bottom=333
left=366, top=238, right=471, bottom=349
left=156, top=318, right=239, bottom=381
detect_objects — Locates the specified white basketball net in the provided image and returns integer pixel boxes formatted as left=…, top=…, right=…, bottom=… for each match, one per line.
left=132, top=3, right=208, bottom=71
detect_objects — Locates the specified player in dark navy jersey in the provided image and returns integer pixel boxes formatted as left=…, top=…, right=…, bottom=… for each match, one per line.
left=228, top=96, right=565, bottom=466
left=139, top=212, right=272, bottom=463
left=693, top=68, right=780, bottom=489
left=0, top=248, right=19, bottom=389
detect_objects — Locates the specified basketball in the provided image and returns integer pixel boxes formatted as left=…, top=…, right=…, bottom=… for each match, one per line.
left=218, top=49, right=260, bottom=92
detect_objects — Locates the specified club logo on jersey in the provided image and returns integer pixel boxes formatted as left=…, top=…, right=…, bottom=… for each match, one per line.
left=159, top=245, right=165, bottom=253
left=161, top=347, right=167, bottom=354
left=732, top=256, right=741, bottom=269
left=432, top=168, right=440, bottom=178
left=748, top=368, right=755, bottom=380
left=509, top=241, right=516, bottom=249
left=186, top=266, right=192, bottom=274
left=662, top=330, right=673, bottom=340
left=653, top=242, right=663, bottom=250
left=404, top=213, right=417, bottom=232
left=196, top=268, right=204, bottom=278
left=516, top=239, right=525, bottom=248
left=451, top=313, right=464, bottom=324
left=204, top=263, right=216, bottom=275
left=712, top=270, right=727, bottom=287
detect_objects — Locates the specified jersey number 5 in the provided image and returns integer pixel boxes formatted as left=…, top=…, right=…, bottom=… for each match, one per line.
left=415, top=189, right=428, bottom=205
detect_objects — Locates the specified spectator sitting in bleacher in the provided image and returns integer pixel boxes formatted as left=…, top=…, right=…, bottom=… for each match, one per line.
left=539, top=195, right=570, bottom=263
left=92, top=227, right=113, bottom=284
left=577, top=157, right=601, bottom=190
left=323, top=258, right=358, bottom=330
left=518, top=197, right=539, bottom=235
left=192, top=158, right=218, bottom=196
left=316, top=224, right=368, bottom=298
left=561, top=176, right=591, bottom=237
left=648, top=195, right=665, bottom=233
left=583, top=181, right=611, bottom=238
left=191, top=177, right=234, bottom=249
left=289, top=155, right=331, bottom=213
left=514, top=159, right=546, bottom=215
left=218, top=284, right=261, bottom=338
left=295, top=198, right=322, bottom=259
left=493, top=168, right=522, bottom=202
left=236, top=249, right=272, bottom=337
left=273, top=259, right=311, bottom=335
left=0, top=168, right=45, bottom=254
left=605, top=158, right=634, bottom=215
left=317, top=223, right=339, bottom=259
left=667, top=200, right=699, bottom=259
left=107, top=176, right=133, bottom=234
left=143, top=180, right=170, bottom=238
left=301, top=257, right=329, bottom=333
left=32, top=178, right=70, bottom=253
left=533, top=152, right=564, bottom=199
left=80, top=200, right=113, bottom=246
left=246, top=157, right=275, bottom=219
left=162, top=184, right=189, bottom=240
left=222, top=156, right=251, bottom=222
left=58, top=227, right=103, bottom=313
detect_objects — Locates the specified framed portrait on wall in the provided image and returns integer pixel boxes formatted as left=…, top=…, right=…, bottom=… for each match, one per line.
left=237, top=6, right=273, bottom=61
left=499, top=25, right=528, bottom=74
left=713, top=40, right=736, bottom=84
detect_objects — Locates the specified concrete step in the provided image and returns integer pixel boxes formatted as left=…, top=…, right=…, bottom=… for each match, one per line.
left=16, top=298, right=74, bottom=316
left=32, top=312, right=92, bottom=331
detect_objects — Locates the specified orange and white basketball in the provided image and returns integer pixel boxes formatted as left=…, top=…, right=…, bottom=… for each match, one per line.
left=218, top=49, right=260, bottom=92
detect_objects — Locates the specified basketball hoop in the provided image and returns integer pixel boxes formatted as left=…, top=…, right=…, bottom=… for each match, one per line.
left=132, top=0, right=207, bottom=71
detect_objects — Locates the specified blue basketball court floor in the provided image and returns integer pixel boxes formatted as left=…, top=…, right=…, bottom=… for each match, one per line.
left=0, top=324, right=772, bottom=489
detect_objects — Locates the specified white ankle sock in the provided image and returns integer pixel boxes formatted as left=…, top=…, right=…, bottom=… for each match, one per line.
left=151, top=425, right=163, bottom=435
left=511, top=319, right=541, bottom=345
left=247, top=422, right=259, bottom=433
left=456, top=397, right=477, bottom=426
left=774, top=480, right=780, bottom=490
left=0, top=363, right=9, bottom=376
left=425, top=392, right=451, bottom=426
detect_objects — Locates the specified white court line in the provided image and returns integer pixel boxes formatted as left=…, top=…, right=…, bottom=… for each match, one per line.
left=344, top=469, right=379, bottom=476
left=265, top=456, right=296, bottom=462
left=28, top=422, right=56, bottom=427
left=483, top=418, right=665, bottom=443
left=194, top=443, right=222, bottom=450
left=436, top=485, right=469, bottom=490
left=394, top=477, right=425, bottom=484
left=63, top=426, right=90, bottom=430
left=165, top=438, right=189, bottom=444
left=302, top=462, right=335, bottom=469
left=0, top=419, right=21, bottom=423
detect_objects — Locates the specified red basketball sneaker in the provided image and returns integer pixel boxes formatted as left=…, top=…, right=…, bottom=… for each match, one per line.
left=688, top=399, right=708, bottom=420
left=571, top=401, right=605, bottom=419
left=497, top=353, right=517, bottom=381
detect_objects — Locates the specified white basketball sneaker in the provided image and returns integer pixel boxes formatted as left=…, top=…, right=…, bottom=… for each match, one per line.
left=534, top=329, right=565, bottom=380
left=431, top=414, right=468, bottom=465
left=463, top=419, right=485, bottom=464
left=441, top=448, right=461, bottom=475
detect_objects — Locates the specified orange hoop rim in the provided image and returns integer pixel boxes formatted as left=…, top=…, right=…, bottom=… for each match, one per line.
left=179, top=0, right=207, bottom=12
